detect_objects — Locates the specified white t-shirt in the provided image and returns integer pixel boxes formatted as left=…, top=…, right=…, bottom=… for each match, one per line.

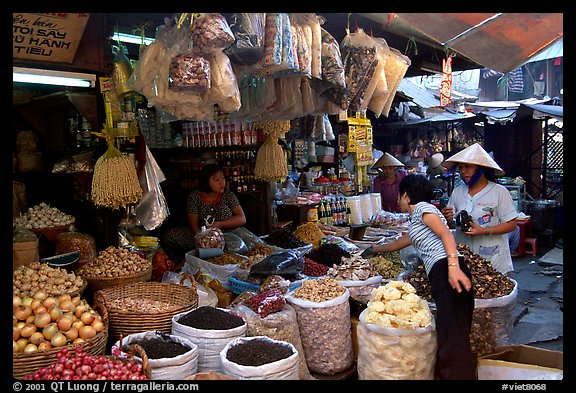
left=447, top=181, right=518, bottom=273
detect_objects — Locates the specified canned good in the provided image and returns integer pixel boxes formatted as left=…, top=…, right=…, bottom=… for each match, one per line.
left=307, top=206, right=319, bottom=222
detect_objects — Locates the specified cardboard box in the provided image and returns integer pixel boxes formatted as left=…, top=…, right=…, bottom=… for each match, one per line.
left=478, top=345, right=563, bottom=380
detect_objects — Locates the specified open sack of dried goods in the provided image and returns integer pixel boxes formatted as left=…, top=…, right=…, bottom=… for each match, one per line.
left=357, top=281, right=437, bottom=380
left=220, top=336, right=300, bottom=380
left=286, top=278, right=354, bottom=375
left=401, top=244, right=519, bottom=358
left=112, top=330, right=199, bottom=380
left=230, top=287, right=313, bottom=380
left=172, top=306, right=247, bottom=373
left=326, top=254, right=382, bottom=304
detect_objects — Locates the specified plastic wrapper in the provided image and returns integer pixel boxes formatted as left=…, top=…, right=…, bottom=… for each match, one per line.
left=195, top=226, right=225, bottom=249
left=203, top=50, right=241, bottom=113
left=286, top=288, right=353, bottom=375
left=230, top=227, right=264, bottom=249
left=223, top=233, right=248, bottom=254
left=242, top=288, right=286, bottom=318
left=169, top=54, right=211, bottom=92
left=135, top=145, right=169, bottom=231
left=190, top=13, right=235, bottom=53
left=249, top=249, right=305, bottom=279
left=225, top=13, right=265, bottom=65
left=258, top=275, right=291, bottom=294
left=319, top=235, right=361, bottom=254
left=55, top=231, right=97, bottom=267
left=357, top=308, right=437, bottom=380
left=470, top=279, right=519, bottom=357
left=340, top=28, right=378, bottom=112
left=313, top=27, right=346, bottom=106
left=256, top=13, right=296, bottom=77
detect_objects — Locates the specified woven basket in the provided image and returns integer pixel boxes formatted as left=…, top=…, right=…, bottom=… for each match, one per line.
left=13, top=302, right=109, bottom=379
left=83, top=264, right=153, bottom=292
left=31, top=225, right=72, bottom=242
left=93, top=275, right=198, bottom=341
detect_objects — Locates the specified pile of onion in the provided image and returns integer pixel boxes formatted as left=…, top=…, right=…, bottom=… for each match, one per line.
left=22, top=346, right=148, bottom=380
left=13, top=290, right=105, bottom=353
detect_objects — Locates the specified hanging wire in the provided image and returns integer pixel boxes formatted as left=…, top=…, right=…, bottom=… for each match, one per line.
left=405, top=37, right=418, bottom=56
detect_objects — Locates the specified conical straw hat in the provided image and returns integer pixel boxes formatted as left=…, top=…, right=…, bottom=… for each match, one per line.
left=443, top=143, right=505, bottom=176
left=429, top=153, right=444, bottom=169
left=372, top=152, right=404, bottom=169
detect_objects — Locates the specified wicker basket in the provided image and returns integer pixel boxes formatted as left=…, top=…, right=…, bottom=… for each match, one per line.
left=31, top=225, right=72, bottom=242
left=83, top=264, right=153, bottom=292
left=13, top=302, right=109, bottom=379
left=93, top=275, right=199, bottom=341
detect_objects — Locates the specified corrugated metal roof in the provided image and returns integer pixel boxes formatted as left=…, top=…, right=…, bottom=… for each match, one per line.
left=382, top=111, right=476, bottom=128
left=397, top=79, right=440, bottom=108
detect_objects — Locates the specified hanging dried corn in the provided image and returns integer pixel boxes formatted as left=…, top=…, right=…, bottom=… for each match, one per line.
left=254, top=134, right=288, bottom=182
left=253, top=119, right=291, bottom=137
left=91, top=138, right=142, bottom=210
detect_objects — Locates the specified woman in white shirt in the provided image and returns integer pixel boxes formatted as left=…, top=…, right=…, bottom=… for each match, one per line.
left=441, top=143, right=517, bottom=274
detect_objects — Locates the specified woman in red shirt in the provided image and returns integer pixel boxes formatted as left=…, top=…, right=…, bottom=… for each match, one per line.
left=372, top=152, right=407, bottom=212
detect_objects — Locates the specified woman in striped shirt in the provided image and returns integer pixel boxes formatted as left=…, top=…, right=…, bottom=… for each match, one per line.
left=362, top=174, right=476, bottom=380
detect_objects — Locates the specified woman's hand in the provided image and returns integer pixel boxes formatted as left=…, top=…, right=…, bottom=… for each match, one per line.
left=448, top=265, right=473, bottom=293
left=463, top=221, right=488, bottom=236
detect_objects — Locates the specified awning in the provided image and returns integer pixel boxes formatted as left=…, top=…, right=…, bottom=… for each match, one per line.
left=383, top=111, right=476, bottom=128
left=357, top=13, right=563, bottom=74
left=518, top=103, right=563, bottom=120
left=396, top=79, right=440, bottom=109
left=470, top=100, right=562, bottom=124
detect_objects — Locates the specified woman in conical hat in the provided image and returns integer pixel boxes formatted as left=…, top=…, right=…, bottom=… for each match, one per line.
left=372, top=152, right=407, bottom=212
left=441, top=143, right=517, bottom=274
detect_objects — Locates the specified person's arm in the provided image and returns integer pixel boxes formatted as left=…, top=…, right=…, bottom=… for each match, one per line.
left=212, top=204, right=246, bottom=230
left=465, top=219, right=517, bottom=236
left=187, top=212, right=201, bottom=235
left=422, top=212, right=472, bottom=293
left=361, top=233, right=411, bottom=258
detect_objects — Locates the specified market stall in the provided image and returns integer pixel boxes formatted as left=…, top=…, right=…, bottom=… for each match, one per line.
left=13, top=12, right=563, bottom=382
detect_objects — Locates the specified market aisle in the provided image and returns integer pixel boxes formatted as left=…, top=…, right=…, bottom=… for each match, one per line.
left=508, top=242, right=563, bottom=352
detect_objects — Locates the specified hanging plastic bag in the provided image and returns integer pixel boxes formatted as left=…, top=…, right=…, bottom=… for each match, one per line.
left=135, top=145, right=170, bottom=230
left=190, top=13, right=235, bottom=53
left=225, top=13, right=266, bottom=65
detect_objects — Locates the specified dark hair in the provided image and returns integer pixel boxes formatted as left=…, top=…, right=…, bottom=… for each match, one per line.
left=197, top=163, right=224, bottom=193
left=399, top=174, right=433, bottom=204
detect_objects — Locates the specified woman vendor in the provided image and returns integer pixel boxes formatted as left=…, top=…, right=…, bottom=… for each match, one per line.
left=160, top=163, right=246, bottom=263
left=372, top=152, right=407, bottom=212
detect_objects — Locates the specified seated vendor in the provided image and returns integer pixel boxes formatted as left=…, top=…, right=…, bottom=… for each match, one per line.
left=160, top=163, right=246, bottom=264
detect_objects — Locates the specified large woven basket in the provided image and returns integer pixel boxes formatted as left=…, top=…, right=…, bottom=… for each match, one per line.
left=83, top=264, right=153, bottom=292
left=93, top=275, right=198, bottom=341
left=13, top=302, right=109, bottom=379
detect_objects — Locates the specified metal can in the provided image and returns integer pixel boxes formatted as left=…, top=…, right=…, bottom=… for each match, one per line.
left=307, top=206, right=319, bottom=222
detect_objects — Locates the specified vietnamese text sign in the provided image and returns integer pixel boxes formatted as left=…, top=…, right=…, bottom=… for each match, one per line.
left=13, top=13, right=90, bottom=64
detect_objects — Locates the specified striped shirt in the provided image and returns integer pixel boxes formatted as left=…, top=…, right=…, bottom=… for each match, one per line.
left=408, top=202, right=454, bottom=274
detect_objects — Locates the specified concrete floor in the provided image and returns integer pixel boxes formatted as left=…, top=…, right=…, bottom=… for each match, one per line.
left=508, top=241, right=563, bottom=352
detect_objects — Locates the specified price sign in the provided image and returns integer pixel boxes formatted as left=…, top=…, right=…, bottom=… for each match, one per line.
left=13, top=13, right=90, bottom=63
